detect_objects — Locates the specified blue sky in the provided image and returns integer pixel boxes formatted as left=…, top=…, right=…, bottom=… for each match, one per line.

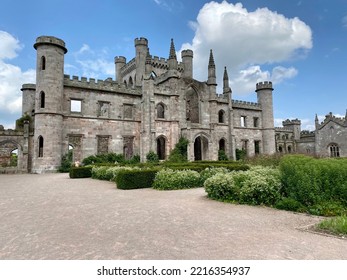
left=1, top=0, right=347, bottom=130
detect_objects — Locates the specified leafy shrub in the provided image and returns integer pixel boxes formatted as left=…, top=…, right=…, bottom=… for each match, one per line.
left=146, top=151, right=159, bottom=163
left=200, top=167, right=229, bottom=183
left=116, top=169, right=158, bottom=189
left=308, top=201, right=347, bottom=217
left=153, top=168, right=202, bottom=190
left=245, top=154, right=282, bottom=167
left=204, top=166, right=282, bottom=206
left=69, top=166, right=92, bottom=178
left=204, top=172, right=240, bottom=201
left=238, top=166, right=282, bottom=206
left=275, top=198, right=305, bottom=212
left=235, top=149, right=246, bottom=160
left=58, top=150, right=73, bottom=173
left=218, top=150, right=228, bottom=161
left=168, top=137, right=189, bottom=162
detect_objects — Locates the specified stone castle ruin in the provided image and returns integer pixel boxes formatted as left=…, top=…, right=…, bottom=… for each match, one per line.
left=0, top=36, right=344, bottom=173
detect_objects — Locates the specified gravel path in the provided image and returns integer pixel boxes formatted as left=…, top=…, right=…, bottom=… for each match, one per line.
left=0, top=173, right=346, bottom=260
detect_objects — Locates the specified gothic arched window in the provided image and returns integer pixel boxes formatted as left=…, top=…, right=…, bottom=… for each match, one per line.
left=41, top=56, right=46, bottom=70
left=329, top=143, right=340, bottom=157
left=218, top=110, right=225, bottom=123
left=157, top=103, right=165, bottom=119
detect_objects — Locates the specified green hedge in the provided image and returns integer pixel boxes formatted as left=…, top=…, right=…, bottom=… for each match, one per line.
left=280, top=155, right=347, bottom=206
left=115, top=169, right=158, bottom=189
left=69, top=166, right=92, bottom=178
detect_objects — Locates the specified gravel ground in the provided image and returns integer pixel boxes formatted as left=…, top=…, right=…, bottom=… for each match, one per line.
left=0, top=173, right=346, bottom=260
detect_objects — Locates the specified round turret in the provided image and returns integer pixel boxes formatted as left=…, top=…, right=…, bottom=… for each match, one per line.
left=115, top=56, right=126, bottom=83
left=134, top=37, right=148, bottom=86
left=32, top=36, right=66, bottom=173
left=181, top=49, right=193, bottom=78
left=256, top=81, right=275, bottom=154
left=21, top=83, right=36, bottom=117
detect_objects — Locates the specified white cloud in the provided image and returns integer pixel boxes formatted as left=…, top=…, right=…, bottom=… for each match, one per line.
left=0, top=31, right=35, bottom=129
left=179, top=1, right=312, bottom=95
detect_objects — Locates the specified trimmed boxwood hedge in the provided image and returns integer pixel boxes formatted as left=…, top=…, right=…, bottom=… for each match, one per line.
left=69, top=166, right=92, bottom=178
left=115, top=169, right=158, bottom=189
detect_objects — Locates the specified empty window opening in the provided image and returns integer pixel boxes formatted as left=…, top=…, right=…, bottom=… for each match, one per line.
left=40, top=91, right=45, bottom=108
left=70, top=100, right=82, bottom=113
left=38, top=136, right=44, bottom=158
left=41, top=56, right=46, bottom=70
left=157, top=136, right=166, bottom=160
left=254, top=140, right=260, bottom=154
left=129, top=76, right=134, bottom=88
left=240, top=116, right=246, bottom=127
left=219, top=139, right=226, bottom=151
left=218, top=110, right=225, bottom=123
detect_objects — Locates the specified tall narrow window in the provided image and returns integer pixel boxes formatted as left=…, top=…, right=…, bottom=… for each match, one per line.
left=40, top=91, right=45, bottom=108
left=253, top=117, right=259, bottom=128
left=218, top=110, right=225, bottom=123
left=240, top=116, right=246, bottom=127
left=157, top=103, right=165, bottom=119
left=254, top=140, right=260, bottom=154
left=41, top=56, right=46, bottom=70
left=38, top=136, right=44, bottom=157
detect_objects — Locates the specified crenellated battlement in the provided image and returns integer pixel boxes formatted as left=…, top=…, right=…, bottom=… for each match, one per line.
left=63, top=75, right=141, bottom=95
left=300, top=130, right=315, bottom=136
left=115, top=56, right=126, bottom=64
left=255, top=81, right=273, bottom=92
left=134, top=37, right=148, bottom=47
left=232, top=99, right=261, bottom=110
left=283, top=118, right=301, bottom=126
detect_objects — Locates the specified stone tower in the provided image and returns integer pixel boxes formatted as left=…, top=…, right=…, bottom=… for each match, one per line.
left=283, top=119, right=301, bottom=140
left=115, top=56, right=126, bottom=84
left=32, top=36, right=67, bottom=173
left=134, top=37, right=148, bottom=87
left=181, top=49, right=193, bottom=79
left=256, top=81, right=276, bottom=154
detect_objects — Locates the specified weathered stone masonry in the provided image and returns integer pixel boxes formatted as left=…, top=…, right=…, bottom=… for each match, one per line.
left=1, top=35, right=279, bottom=173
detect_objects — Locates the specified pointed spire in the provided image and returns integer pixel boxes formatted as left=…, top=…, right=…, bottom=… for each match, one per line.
left=169, top=38, right=177, bottom=60
left=315, top=114, right=319, bottom=123
left=208, top=49, right=215, bottom=68
left=223, top=66, right=231, bottom=95
left=207, top=49, right=216, bottom=86
left=223, top=66, right=228, bottom=82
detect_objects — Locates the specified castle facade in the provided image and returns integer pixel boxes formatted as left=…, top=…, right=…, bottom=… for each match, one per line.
left=0, top=36, right=276, bottom=173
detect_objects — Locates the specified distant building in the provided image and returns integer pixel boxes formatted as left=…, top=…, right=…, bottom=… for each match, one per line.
left=275, top=112, right=347, bottom=158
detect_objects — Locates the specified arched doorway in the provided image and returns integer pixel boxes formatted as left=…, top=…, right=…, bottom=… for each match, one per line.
left=157, top=136, right=166, bottom=160
left=194, top=135, right=209, bottom=161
